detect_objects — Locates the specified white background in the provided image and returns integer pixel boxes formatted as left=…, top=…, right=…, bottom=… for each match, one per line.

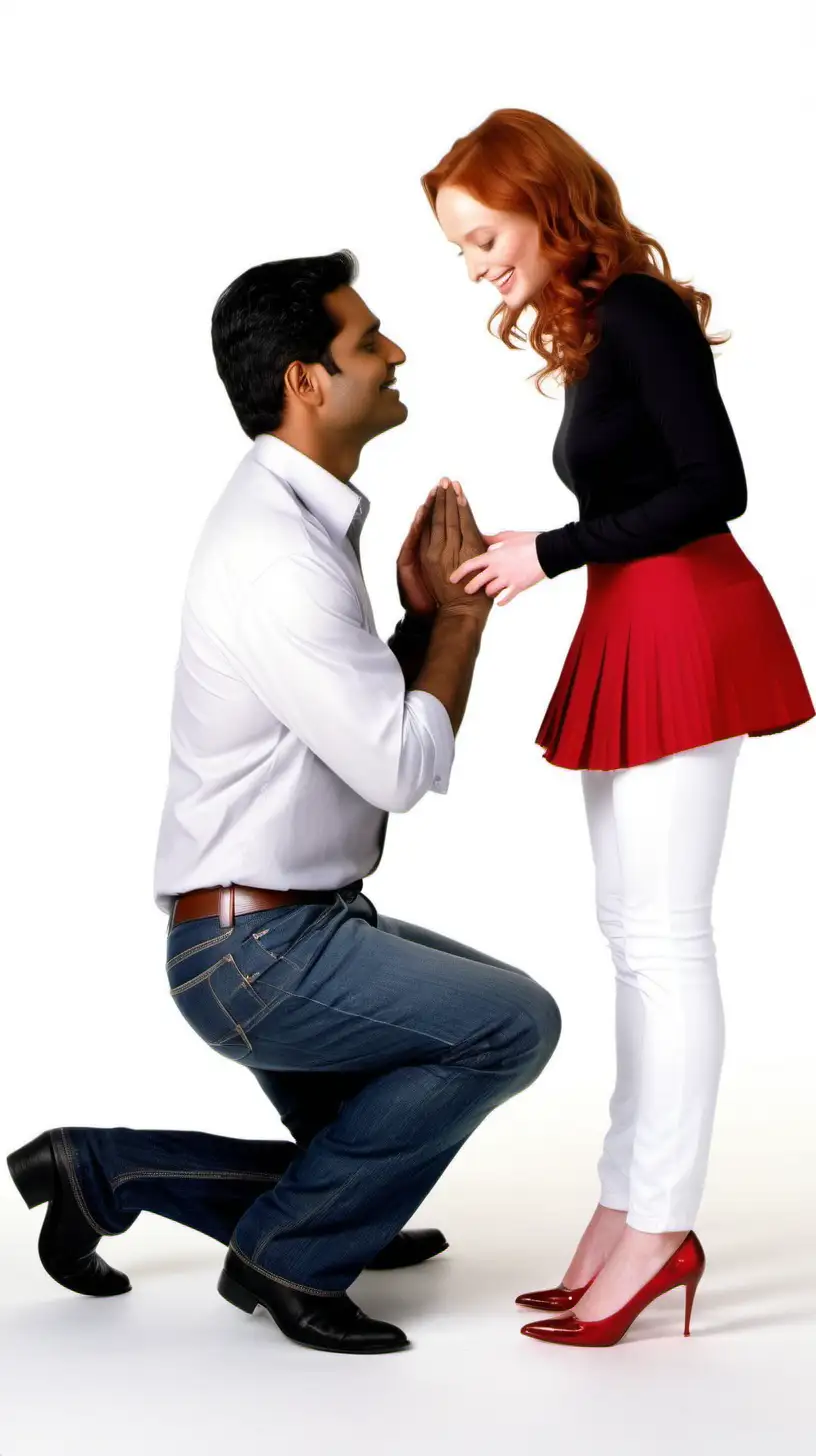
left=1, top=1, right=814, bottom=1452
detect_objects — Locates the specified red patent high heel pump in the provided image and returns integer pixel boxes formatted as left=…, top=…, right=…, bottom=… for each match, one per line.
left=515, top=1275, right=597, bottom=1312
left=521, top=1231, right=705, bottom=1347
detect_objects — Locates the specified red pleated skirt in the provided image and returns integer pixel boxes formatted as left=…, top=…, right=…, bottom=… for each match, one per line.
left=536, top=532, right=814, bottom=771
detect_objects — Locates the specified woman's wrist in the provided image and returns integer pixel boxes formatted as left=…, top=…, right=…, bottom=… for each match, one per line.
left=535, top=528, right=579, bottom=579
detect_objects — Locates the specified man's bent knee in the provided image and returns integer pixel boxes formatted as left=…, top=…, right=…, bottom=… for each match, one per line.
left=513, top=983, right=562, bottom=1089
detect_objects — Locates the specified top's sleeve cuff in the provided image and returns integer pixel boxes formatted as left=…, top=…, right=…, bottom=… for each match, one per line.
left=535, top=525, right=587, bottom=578
left=406, top=689, right=455, bottom=794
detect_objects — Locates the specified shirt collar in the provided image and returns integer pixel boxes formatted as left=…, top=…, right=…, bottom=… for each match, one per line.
left=251, top=433, right=370, bottom=546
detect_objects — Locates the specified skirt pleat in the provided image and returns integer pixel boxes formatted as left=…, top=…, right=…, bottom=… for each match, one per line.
left=535, top=532, right=814, bottom=771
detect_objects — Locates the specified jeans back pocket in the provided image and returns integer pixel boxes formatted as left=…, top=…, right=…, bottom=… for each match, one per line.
left=165, top=899, right=341, bottom=1062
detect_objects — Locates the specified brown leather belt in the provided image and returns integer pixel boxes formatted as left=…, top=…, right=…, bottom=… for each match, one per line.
left=170, top=880, right=364, bottom=931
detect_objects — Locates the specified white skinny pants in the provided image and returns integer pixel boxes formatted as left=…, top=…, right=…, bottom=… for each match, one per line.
left=582, top=734, right=745, bottom=1233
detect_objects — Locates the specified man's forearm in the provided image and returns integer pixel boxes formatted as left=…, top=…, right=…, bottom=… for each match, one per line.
left=412, top=608, right=486, bottom=737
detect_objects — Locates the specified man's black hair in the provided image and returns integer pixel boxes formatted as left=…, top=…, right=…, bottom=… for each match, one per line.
left=211, top=250, right=359, bottom=437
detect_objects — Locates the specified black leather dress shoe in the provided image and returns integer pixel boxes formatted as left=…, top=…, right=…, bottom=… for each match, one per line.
left=7, top=1130, right=131, bottom=1297
left=365, top=1228, right=449, bottom=1270
left=218, top=1249, right=409, bottom=1354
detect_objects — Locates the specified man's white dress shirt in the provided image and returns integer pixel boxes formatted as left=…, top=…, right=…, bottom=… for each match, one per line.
left=153, top=433, right=455, bottom=913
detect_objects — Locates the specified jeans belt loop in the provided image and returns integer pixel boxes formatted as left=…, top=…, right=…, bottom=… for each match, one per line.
left=218, top=885, right=235, bottom=930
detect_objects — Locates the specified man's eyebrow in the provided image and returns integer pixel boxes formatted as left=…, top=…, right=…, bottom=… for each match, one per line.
left=361, top=318, right=381, bottom=336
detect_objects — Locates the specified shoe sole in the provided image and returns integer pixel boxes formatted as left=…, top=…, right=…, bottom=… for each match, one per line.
left=217, top=1270, right=410, bottom=1355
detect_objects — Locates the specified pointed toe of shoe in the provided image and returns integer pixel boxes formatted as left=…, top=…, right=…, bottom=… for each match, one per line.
left=366, top=1229, right=449, bottom=1271
left=339, top=1313, right=410, bottom=1354
left=41, top=1248, right=132, bottom=1298
left=92, top=1266, right=132, bottom=1297
left=521, top=1315, right=583, bottom=1343
left=515, top=1281, right=591, bottom=1311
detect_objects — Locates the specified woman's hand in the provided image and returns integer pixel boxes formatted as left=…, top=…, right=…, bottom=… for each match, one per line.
left=449, top=529, right=548, bottom=605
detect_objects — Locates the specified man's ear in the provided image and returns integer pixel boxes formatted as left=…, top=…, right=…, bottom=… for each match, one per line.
left=283, top=360, right=323, bottom=411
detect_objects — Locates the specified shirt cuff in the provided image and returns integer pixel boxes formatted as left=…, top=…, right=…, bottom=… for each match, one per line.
left=535, top=525, right=587, bottom=578
left=406, top=689, right=455, bottom=794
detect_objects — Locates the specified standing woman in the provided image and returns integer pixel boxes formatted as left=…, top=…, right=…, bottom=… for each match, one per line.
left=421, top=109, right=814, bottom=1348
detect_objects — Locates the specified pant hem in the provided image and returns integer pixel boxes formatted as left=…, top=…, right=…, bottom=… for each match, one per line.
left=625, top=1214, right=696, bottom=1234
left=228, top=1241, right=346, bottom=1298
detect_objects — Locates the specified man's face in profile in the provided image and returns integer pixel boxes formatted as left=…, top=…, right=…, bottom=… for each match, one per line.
left=318, top=285, right=408, bottom=443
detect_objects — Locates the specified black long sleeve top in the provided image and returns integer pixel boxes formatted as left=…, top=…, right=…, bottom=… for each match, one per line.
left=534, top=272, right=748, bottom=580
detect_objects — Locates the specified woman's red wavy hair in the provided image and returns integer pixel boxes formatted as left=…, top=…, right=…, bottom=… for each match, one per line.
left=421, top=108, right=730, bottom=390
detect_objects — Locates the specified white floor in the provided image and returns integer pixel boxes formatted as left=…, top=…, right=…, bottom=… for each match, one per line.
left=2, top=1090, right=814, bottom=1456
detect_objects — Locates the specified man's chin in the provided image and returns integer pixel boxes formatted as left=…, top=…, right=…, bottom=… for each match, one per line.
left=369, top=398, right=409, bottom=437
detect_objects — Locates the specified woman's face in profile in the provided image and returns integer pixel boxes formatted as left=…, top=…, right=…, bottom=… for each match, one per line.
left=435, top=185, right=552, bottom=311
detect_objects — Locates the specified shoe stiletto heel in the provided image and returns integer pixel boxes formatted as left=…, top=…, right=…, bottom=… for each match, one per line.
left=684, top=1270, right=703, bottom=1337
left=521, top=1231, right=706, bottom=1348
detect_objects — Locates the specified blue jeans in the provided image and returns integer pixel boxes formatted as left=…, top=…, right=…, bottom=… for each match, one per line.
left=67, top=888, right=561, bottom=1294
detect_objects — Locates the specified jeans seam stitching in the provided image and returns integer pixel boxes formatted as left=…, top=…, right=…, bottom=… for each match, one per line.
left=252, top=901, right=337, bottom=964
left=58, top=1129, right=116, bottom=1239
left=205, top=982, right=252, bottom=1052
left=229, top=1241, right=344, bottom=1298
left=251, top=1161, right=361, bottom=1264
left=169, top=954, right=231, bottom=997
left=237, top=984, right=456, bottom=1047
left=166, top=927, right=233, bottom=970
left=236, top=999, right=288, bottom=1037
left=236, top=963, right=267, bottom=1000
left=254, top=899, right=335, bottom=942
left=110, top=1170, right=283, bottom=1191
left=170, top=951, right=267, bottom=1004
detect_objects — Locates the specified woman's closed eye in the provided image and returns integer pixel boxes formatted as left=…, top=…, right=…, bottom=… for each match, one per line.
left=456, top=240, right=494, bottom=257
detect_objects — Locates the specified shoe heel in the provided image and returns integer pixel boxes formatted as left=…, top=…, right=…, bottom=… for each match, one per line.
left=217, top=1269, right=258, bottom=1315
left=683, top=1273, right=702, bottom=1337
left=7, top=1133, right=55, bottom=1209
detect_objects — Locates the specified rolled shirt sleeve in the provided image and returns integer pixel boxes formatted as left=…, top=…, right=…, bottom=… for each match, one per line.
left=407, top=688, right=454, bottom=795
left=229, top=552, right=455, bottom=813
